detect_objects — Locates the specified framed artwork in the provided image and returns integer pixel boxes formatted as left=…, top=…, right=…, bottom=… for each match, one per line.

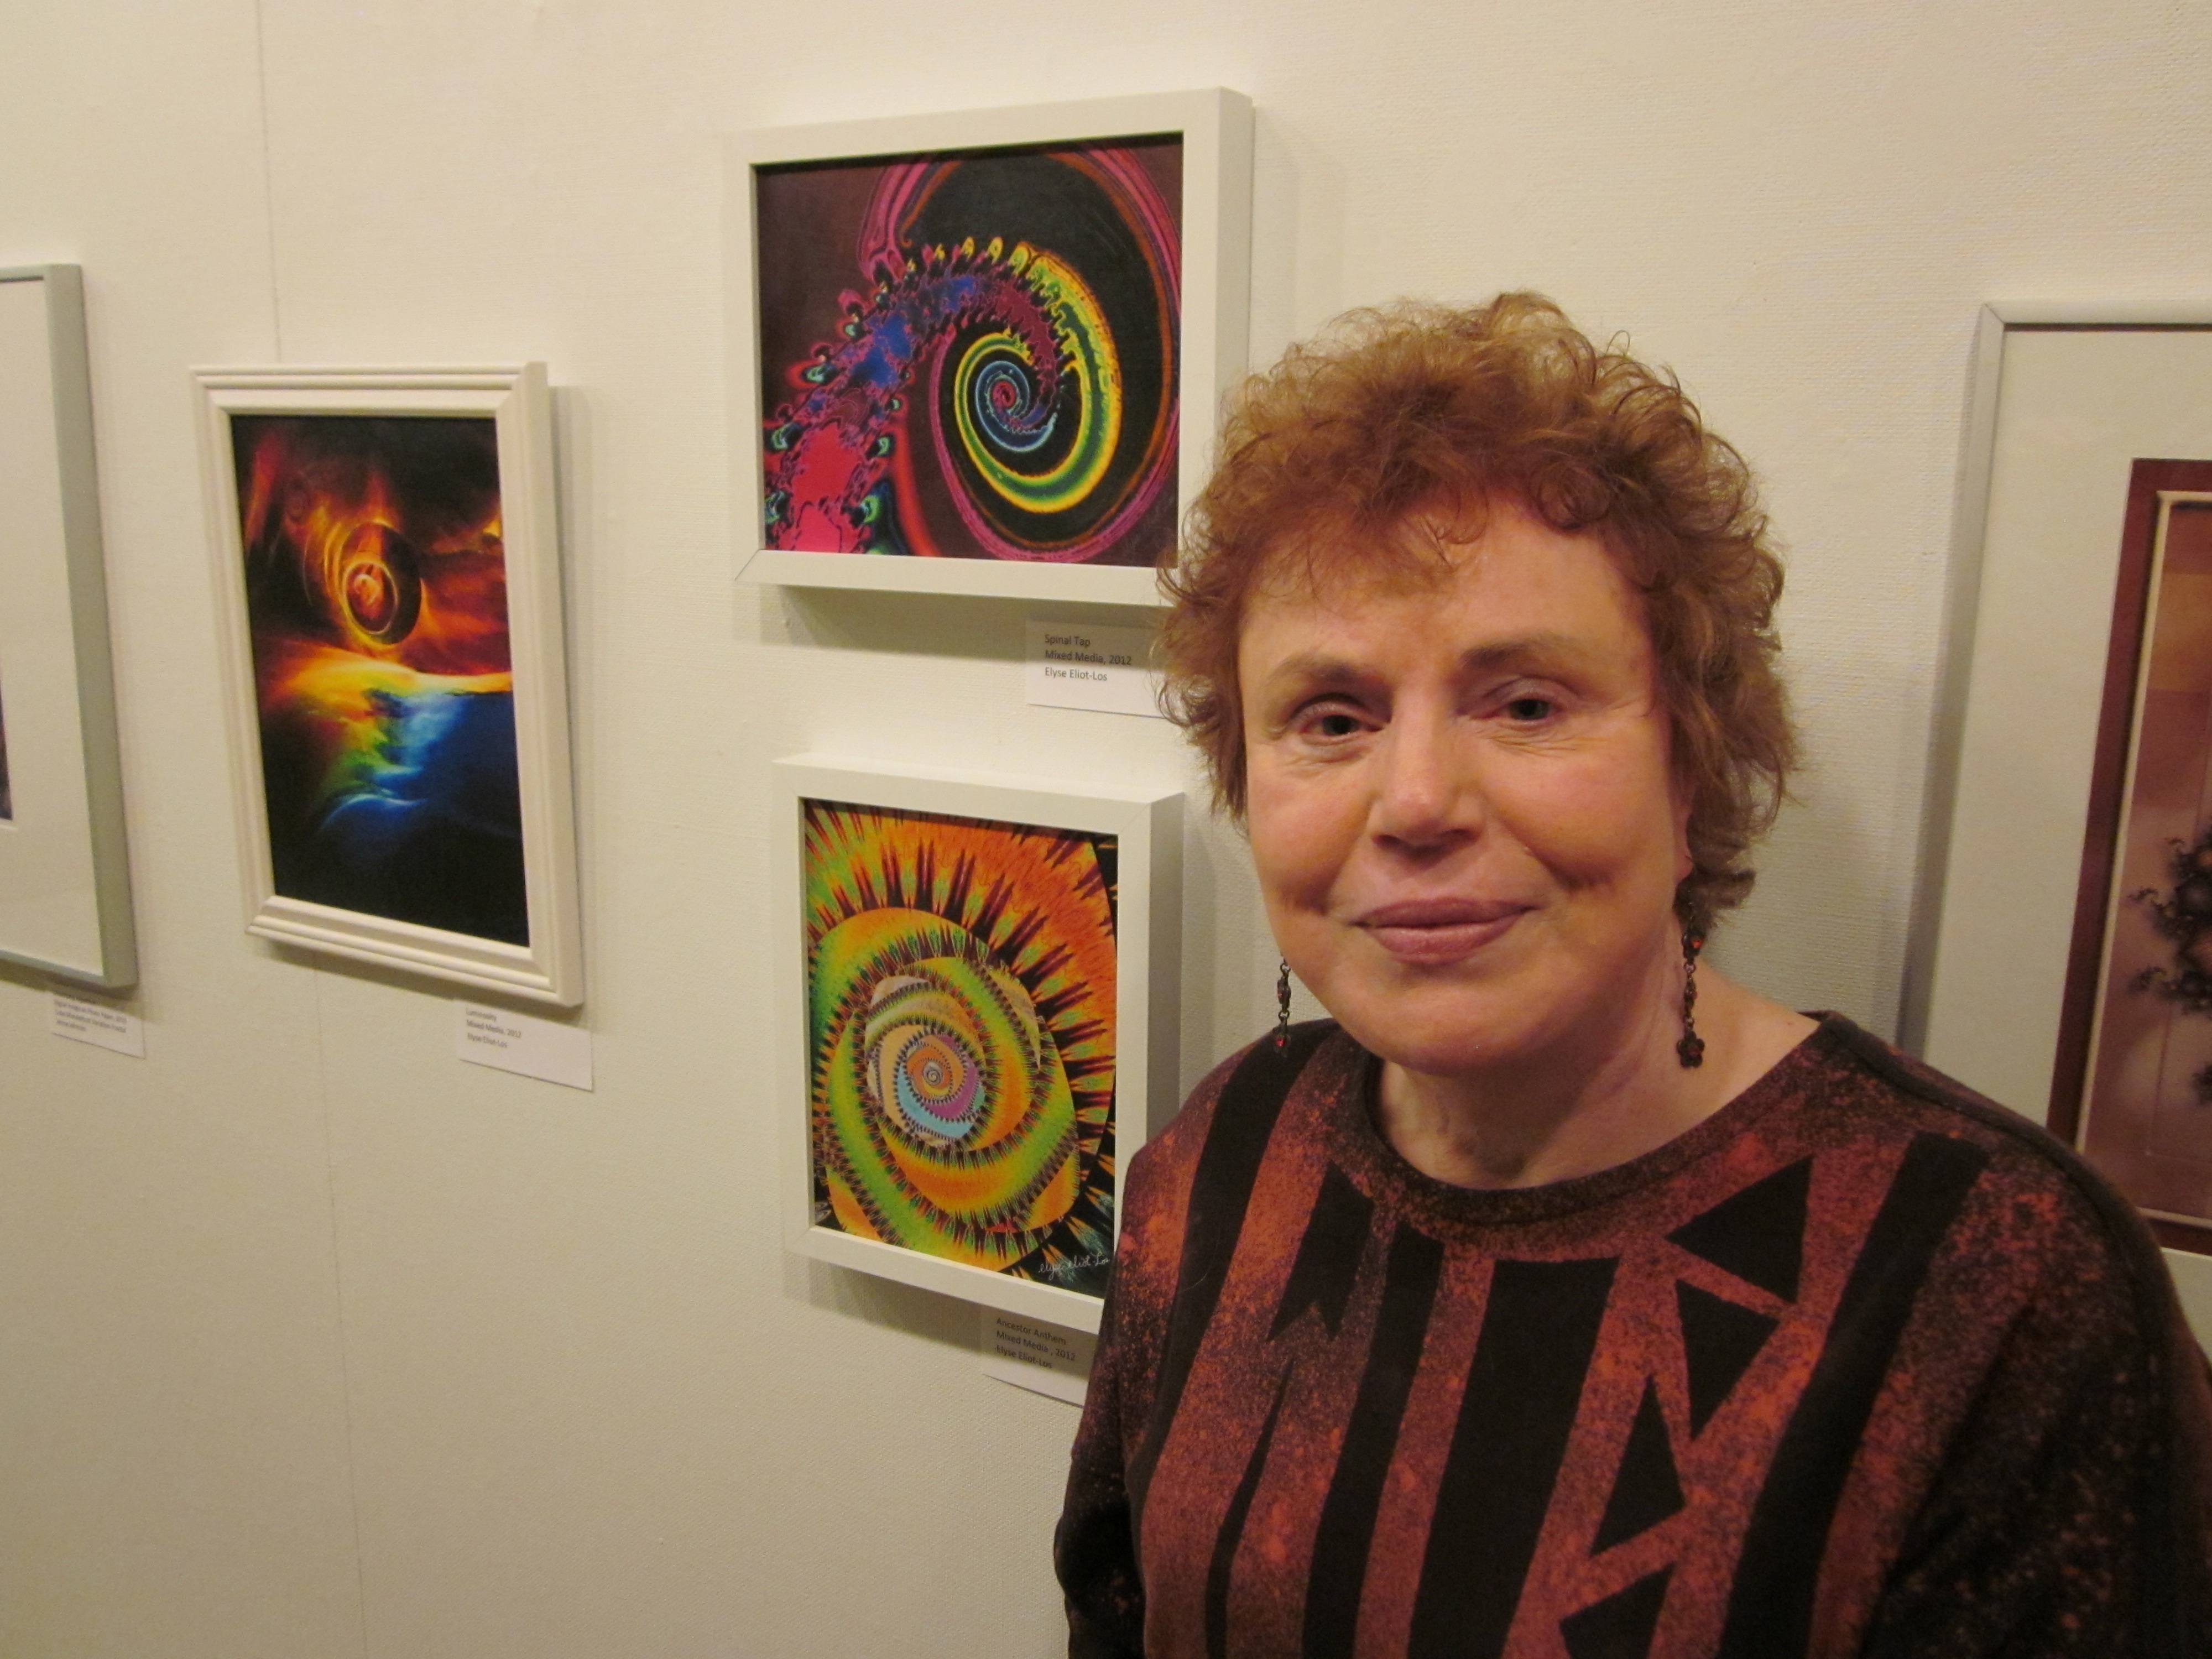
left=1908, top=305, right=2212, bottom=1251
left=193, top=366, right=583, bottom=1006
left=0, top=264, right=136, bottom=989
left=728, top=88, right=1253, bottom=606
left=772, top=755, right=1181, bottom=1329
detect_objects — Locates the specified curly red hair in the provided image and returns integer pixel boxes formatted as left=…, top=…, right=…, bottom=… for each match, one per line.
left=1159, top=293, right=1797, bottom=928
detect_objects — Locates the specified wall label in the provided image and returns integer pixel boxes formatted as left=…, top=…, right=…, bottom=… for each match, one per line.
left=50, top=990, right=144, bottom=1057
left=1024, top=619, right=1161, bottom=718
left=981, top=1309, right=1095, bottom=1406
left=457, top=1001, right=593, bottom=1091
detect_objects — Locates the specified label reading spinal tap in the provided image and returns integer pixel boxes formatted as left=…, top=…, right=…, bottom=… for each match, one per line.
left=1024, top=620, right=1162, bottom=718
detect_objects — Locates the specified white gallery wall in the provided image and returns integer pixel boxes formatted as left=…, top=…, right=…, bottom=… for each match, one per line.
left=3, top=1, right=2208, bottom=1654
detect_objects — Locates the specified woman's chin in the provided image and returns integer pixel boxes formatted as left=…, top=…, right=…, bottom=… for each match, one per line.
left=1328, top=997, right=1545, bottom=1082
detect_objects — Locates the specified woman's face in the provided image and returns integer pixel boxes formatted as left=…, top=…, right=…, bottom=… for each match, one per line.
left=1238, top=500, right=1691, bottom=1079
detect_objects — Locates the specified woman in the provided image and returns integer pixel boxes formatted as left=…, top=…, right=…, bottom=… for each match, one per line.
left=1056, top=295, right=2212, bottom=1657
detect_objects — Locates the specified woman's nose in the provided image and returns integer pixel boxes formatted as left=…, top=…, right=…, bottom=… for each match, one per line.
left=1369, top=717, right=1478, bottom=848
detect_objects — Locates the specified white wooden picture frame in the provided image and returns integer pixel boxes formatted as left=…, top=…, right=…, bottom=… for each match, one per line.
left=0, top=264, right=137, bottom=989
left=194, top=366, right=583, bottom=1006
left=729, top=88, right=1254, bottom=607
left=774, top=755, right=1181, bottom=1331
left=1908, top=306, right=2212, bottom=1088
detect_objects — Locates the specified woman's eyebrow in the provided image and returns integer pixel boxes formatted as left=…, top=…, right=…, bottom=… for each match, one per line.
left=1259, top=650, right=1372, bottom=693
left=1456, top=633, right=1598, bottom=676
left=1260, top=633, right=1600, bottom=694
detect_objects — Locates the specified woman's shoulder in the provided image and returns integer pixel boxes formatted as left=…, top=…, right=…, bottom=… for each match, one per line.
left=1794, top=1012, right=2182, bottom=1308
left=1799, top=1016, right=2212, bottom=1645
left=1121, top=1020, right=1355, bottom=1218
left=1807, top=1015, right=2126, bottom=1191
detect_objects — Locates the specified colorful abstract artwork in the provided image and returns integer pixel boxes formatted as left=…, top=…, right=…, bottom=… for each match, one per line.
left=754, top=137, right=1182, bottom=567
left=801, top=799, right=1118, bottom=1296
left=228, top=414, right=526, bottom=944
left=2057, top=463, right=2212, bottom=1244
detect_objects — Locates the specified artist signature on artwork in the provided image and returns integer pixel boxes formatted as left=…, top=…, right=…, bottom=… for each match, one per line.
left=1033, top=1253, right=1113, bottom=1281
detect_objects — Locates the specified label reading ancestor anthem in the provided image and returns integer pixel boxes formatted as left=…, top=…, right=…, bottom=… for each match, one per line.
left=1024, top=620, right=1162, bottom=718
left=981, top=1310, right=1097, bottom=1406
left=456, top=1002, right=593, bottom=1091
left=50, top=991, right=145, bottom=1057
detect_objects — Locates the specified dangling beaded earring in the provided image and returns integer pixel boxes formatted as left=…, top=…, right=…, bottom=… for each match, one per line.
left=1676, top=924, right=1707, bottom=1069
left=1274, top=959, right=1293, bottom=1051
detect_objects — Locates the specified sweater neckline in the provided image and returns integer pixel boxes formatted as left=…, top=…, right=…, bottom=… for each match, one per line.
left=1313, top=1010, right=1857, bottom=1231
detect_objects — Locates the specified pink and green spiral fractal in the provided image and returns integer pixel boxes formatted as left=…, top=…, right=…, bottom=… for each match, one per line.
left=803, top=801, right=1118, bottom=1295
left=757, top=138, right=1181, bottom=566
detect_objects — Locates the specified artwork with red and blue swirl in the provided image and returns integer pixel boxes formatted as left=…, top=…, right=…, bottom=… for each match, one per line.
left=755, top=137, right=1182, bottom=566
left=228, top=415, right=528, bottom=945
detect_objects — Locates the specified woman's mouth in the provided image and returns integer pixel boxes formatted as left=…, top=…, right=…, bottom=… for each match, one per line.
left=1355, top=898, right=1531, bottom=964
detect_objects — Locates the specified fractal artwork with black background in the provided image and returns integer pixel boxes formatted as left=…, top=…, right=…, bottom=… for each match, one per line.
left=754, top=137, right=1182, bottom=567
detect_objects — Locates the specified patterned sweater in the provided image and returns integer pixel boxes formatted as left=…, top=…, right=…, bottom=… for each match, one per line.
left=1055, top=1015, right=2212, bottom=1658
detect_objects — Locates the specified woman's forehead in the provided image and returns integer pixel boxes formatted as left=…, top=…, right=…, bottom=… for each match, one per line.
left=1251, top=502, right=1488, bottom=597
left=1244, top=502, right=1640, bottom=637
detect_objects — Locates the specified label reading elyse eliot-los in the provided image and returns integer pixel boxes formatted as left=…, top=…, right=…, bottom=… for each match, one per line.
left=1024, top=620, right=1162, bottom=718
left=50, top=990, right=144, bottom=1057
left=981, top=1310, right=1097, bottom=1406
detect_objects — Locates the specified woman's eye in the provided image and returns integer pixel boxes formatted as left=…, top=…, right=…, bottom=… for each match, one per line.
left=1291, top=705, right=1366, bottom=740
left=1504, top=695, right=1556, bottom=722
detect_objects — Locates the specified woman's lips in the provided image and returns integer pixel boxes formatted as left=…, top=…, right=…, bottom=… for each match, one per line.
left=1355, top=899, right=1531, bottom=964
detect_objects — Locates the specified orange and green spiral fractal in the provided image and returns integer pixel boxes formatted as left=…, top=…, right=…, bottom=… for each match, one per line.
left=804, top=801, right=1117, bottom=1296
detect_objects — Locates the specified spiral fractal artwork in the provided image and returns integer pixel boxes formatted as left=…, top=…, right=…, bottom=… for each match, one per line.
left=225, top=413, right=528, bottom=946
left=752, top=135, right=1182, bottom=570
left=800, top=798, right=1120, bottom=1299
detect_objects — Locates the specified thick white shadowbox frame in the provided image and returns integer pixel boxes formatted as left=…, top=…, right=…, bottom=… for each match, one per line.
left=729, top=88, right=1253, bottom=607
left=193, top=366, right=584, bottom=1006
left=0, top=265, right=137, bottom=989
left=773, top=755, right=1181, bottom=1332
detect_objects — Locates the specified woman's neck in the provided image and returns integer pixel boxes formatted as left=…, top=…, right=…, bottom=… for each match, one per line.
left=1372, top=969, right=1816, bottom=1190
